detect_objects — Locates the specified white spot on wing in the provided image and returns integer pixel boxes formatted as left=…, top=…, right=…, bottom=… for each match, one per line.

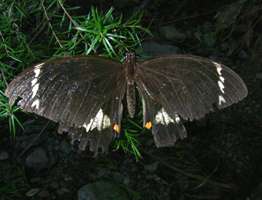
left=34, top=68, right=41, bottom=77
left=83, top=119, right=94, bottom=132
left=82, top=108, right=111, bottom=132
left=217, top=80, right=225, bottom=93
left=213, top=61, right=222, bottom=76
left=155, top=108, right=175, bottom=125
left=32, top=83, right=39, bottom=98
left=34, top=63, right=44, bottom=71
left=31, top=99, right=40, bottom=109
left=142, top=83, right=152, bottom=97
left=218, top=95, right=226, bottom=105
left=175, top=114, right=180, bottom=123
left=31, top=79, right=37, bottom=86
left=102, top=114, right=111, bottom=130
left=219, top=76, right=225, bottom=83
left=30, top=63, right=44, bottom=99
left=213, top=61, right=227, bottom=104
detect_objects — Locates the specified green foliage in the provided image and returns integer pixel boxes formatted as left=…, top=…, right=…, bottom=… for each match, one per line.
left=114, top=129, right=142, bottom=161
left=113, top=116, right=144, bottom=160
left=0, top=92, right=23, bottom=137
left=55, top=6, right=150, bottom=58
left=0, top=0, right=35, bottom=136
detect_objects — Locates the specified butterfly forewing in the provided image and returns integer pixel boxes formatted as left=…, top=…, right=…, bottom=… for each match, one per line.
left=5, top=56, right=126, bottom=152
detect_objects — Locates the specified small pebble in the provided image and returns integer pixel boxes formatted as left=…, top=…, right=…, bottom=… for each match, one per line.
left=50, top=182, right=59, bottom=189
left=57, top=188, right=70, bottom=196
left=256, top=73, right=262, bottom=80
left=0, top=151, right=9, bottom=161
left=38, top=190, right=50, bottom=198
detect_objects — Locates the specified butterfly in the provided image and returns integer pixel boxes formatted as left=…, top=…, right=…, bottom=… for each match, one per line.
left=5, top=53, right=248, bottom=154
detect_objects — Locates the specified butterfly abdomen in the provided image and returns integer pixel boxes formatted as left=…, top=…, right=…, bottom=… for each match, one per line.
left=126, top=83, right=136, bottom=118
left=124, top=52, right=137, bottom=118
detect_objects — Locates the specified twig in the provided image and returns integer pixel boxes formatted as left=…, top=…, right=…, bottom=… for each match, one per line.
left=57, top=0, right=79, bottom=27
left=29, top=20, right=48, bottom=44
left=0, top=31, right=10, bottom=56
left=18, top=121, right=50, bottom=158
left=0, top=68, right=8, bottom=88
left=41, top=0, right=63, bottom=48
left=57, top=0, right=86, bottom=41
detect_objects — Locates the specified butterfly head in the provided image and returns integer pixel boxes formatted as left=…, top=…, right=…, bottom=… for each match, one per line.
left=124, top=52, right=136, bottom=64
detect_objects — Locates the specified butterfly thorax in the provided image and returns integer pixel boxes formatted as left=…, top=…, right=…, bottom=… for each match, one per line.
left=124, top=52, right=136, bottom=118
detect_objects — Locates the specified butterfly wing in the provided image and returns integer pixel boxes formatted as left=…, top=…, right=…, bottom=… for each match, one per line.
left=136, top=55, right=247, bottom=147
left=5, top=56, right=126, bottom=153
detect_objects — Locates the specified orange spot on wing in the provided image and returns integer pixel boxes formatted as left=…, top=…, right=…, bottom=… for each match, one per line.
left=113, top=124, right=120, bottom=134
left=145, top=121, right=152, bottom=129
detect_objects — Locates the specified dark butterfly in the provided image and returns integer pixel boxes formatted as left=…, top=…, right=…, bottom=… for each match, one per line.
left=5, top=53, right=248, bottom=153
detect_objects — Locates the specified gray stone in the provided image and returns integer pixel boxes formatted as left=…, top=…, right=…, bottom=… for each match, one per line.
left=59, top=140, right=72, bottom=154
left=78, top=181, right=129, bottom=200
left=144, top=162, right=159, bottom=172
left=57, top=188, right=70, bottom=196
left=256, top=73, right=262, bottom=80
left=250, top=182, right=262, bottom=200
left=238, top=50, right=249, bottom=59
left=159, top=26, right=186, bottom=41
left=141, top=41, right=180, bottom=57
left=0, top=151, right=9, bottom=161
left=25, top=147, right=49, bottom=171
left=38, top=190, right=50, bottom=198
left=50, top=181, right=59, bottom=189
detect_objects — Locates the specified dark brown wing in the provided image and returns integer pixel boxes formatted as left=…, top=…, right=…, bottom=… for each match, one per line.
left=5, top=56, right=126, bottom=153
left=136, top=55, right=248, bottom=147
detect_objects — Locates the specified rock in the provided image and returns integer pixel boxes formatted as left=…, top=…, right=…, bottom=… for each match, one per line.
left=38, top=190, right=50, bottom=198
left=25, top=188, right=40, bottom=197
left=144, top=162, right=159, bottom=172
left=250, top=182, right=262, bottom=200
left=78, top=181, right=129, bottom=200
left=141, top=41, right=180, bottom=57
left=238, top=50, right=249, bottom=59
left=0, top=151, right=9, bottom=160
left=50, top=181, right=59, bottom=189
left=30, top=177, right=41, bottom=183
left=57, top=187, right=70, bottom=196
left=25, top=147, right=49, bottom=171
left=59, top=140, right=72, bottom=154
left=159, top=26, right=186, bottom=41
left=256, top=73, right=262, bottom=80
left=63, top=174, right=73, bottom=182
left=15, top=134, right=44, bottom=150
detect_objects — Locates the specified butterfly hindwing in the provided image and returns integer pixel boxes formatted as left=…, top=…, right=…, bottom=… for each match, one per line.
left=138, top=87, right=187, bottom=147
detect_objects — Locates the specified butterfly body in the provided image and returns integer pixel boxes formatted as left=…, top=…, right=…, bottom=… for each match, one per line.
left=5, top=53, right=248, bottom=153
left=124, top=53, right=137, bottom=118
